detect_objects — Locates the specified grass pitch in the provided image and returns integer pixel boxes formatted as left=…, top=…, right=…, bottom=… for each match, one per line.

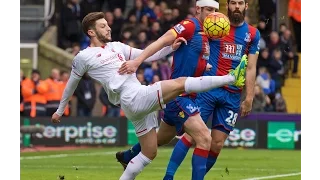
left=20, top=147, right=301, bottom=180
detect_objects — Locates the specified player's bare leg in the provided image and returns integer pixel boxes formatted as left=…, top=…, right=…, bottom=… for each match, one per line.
left=157, top=121, right=177, bottom=145
left=184, top=114, right=212, bottom=180
left=116, top=121, right=177, bottom=171
left=119, top=129, right=157, bottom=180
left=205, top=128, right=229, bottom=173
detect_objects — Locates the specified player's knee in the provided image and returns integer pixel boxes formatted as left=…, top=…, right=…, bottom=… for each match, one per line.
left=211, top=138, right=225, bottom=152
left=141, top=148, right=157, bottom=160
left=183, top=133, right=195, bottom=145
left=157, top=137, right=171, bottom=146
left=194, top=130, right=212, bottom=150
left=174, top=77, right=187, bottom=93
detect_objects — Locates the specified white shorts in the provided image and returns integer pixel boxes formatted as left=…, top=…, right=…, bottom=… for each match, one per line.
left=131, top=112, right=159, bottom=137
left=121, top=81, right=166, bottom=120
left=120, top=82, right=166, bottom=136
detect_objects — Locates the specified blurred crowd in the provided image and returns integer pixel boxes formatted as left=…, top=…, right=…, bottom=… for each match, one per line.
left=20, top=0, right=302, bottom=117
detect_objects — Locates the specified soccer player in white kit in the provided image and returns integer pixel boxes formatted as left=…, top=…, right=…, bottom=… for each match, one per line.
left=51, top=12, right=247, bottom=180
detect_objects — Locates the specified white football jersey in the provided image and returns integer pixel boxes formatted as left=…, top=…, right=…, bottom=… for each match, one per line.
left=56, top=41, right=173, bottom=116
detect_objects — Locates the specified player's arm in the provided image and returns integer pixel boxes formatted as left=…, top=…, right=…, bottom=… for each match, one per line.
left=53, top=55, right=86, bottom=119
left=120, top=38, right=186, bottom=63
left=241, top=30, right=260, bottom=116
left=134, top=21, right=194, bottom=64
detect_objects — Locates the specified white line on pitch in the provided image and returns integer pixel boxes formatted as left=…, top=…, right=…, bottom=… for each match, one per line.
left=241, top=172, right=301, bottom=180
left=20, top=149, right=173, bottom=160
left=21, top=165, right=284, bottom=172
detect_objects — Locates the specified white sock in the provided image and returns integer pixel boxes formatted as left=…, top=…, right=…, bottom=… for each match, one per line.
left=184, top=75, right=235, bottom=93
left=119, top=152, right=152, bottom=180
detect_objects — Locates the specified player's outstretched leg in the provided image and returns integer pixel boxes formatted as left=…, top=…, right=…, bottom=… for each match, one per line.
left=160, top=55, right=247, bottom=104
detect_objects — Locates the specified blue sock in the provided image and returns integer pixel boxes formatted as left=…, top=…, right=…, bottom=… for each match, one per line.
left=123, top=143, right=141, bottom=164
left=192, top=148, right=209, bottom=180
left=164, top=136, right=192, bottom=180
left=205, top=151, right=219, bottom=174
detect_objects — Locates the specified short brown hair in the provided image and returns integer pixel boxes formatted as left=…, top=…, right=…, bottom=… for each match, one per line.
left=227, top=0, right=248, bottom=3
left=82, top=12, right=105, bottom=37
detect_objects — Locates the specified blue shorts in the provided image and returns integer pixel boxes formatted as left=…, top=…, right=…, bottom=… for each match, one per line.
left=163, top=96, right=200, bottom=136
left=196, top=88, right=241, bottom=133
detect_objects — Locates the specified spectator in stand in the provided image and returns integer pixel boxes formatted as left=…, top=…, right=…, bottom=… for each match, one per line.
left=148, top=21, right=162, bottom=41
left=274, top=92, right=287, bottom=112
left=161, top=9, right=175, bottom=32
left=80, top=0, right=103, bottom=20
left=135, top=31, right=149, bottom=49
left=112, top=8, right=125, bottom=41
left=288, top=0, right=301, bottom=52
left=152, top=74, right=160, bottom=84
left=257, top=18, right=269, bottom=45
left=257, top=48, right=270, bottom=73
left=172, top=8, right=181, bottom=23
left=159, top=59, right=172, bottom=80
left=121, top=14, right=140, bottom=38
left=99, top=87, right=120, bottom=117
left=128, top=0, right=145, bottom=21
left=136, top=71, right=147, bottom=85
left=21, top=69, right=48, bottom=117
left=120, top=28, right=133, bottom=44
left=74, top=73, right=96, bottom=117
left=104, top=0, right=126, bottom=12
left=60, top=0, right=82, bottom=49
left=20, top=69, right=25, bottom=116
left=153, top=5, right=162, bottom=20
left=258, top=0, right=276, bottom=34
left=268, top=48, right=285, bottom=91
left=280, top=29, right=299, bottom=78
left=127, top=40, right=137, bottom=48
left=146, top=0, right=158, bottom=21
left=44, top=68, right=62, bottom=116
left=139, top=15, right=151, bottom=32
left=256, top=67, right=276, bottom=95
left=267, top=31, right=281, bottom=56
left=252, top=84, right=273, bottom=112
left=279, top=23, right=288, bottom=37
left=66, top=42, right=81, bottom=55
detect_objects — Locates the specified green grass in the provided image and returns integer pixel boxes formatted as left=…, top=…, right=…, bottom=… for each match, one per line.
left=20, top=147, right=301, bottom=180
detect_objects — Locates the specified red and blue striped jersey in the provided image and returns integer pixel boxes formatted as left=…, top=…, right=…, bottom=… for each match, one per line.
left=205, top=22, right=260, bottom=93
left=170, top=17, right=210, bottom=80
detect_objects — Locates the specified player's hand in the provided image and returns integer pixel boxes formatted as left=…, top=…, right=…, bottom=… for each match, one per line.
left=51, top=112, right=61, bottom=123
left=240, top=99, right=252, bottom=117
left=172, top=37, right=187, bottom=51
left=118, top=60, right=140, bottom=74
left=206, top=63, right=212, bottom=71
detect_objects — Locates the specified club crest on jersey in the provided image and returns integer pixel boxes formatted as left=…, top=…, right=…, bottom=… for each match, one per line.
left=244, top=32, right=251, bottom=42
left=174, top=24, right=186, bottom=34
left=178, top=111, right=185, bottom=118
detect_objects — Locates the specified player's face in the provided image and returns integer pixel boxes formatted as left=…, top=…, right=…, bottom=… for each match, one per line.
left=92, top=18, right=112, bottom=43
left=227, top=0, right=248, bottom=25
left=199, top=6, right=217, bottom=23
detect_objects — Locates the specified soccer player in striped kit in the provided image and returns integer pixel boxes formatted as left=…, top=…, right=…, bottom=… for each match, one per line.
left=116, top=0, right=246, bottom=180
left=163, top=0, right=261, bottom=178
